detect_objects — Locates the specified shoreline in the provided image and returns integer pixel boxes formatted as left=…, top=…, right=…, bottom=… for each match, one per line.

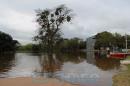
left=0, top=77, right=79, bottom=86
left=112, top=64, right=130, bottom=86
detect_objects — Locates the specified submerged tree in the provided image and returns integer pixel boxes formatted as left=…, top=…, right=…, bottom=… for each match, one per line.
left=34, top=5, right=73, bottom=53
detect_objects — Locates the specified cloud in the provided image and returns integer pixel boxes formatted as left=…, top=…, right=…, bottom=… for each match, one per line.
left=0, top=0, right=130, bottom=44
left=0, top=6, right=37, bottom=44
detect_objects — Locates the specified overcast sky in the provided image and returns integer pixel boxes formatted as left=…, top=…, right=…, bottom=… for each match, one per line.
left=0, top=0, right=130, bottom=44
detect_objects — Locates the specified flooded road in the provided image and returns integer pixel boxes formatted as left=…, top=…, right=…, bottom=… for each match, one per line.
left=0, top=52, right=121, bottom=86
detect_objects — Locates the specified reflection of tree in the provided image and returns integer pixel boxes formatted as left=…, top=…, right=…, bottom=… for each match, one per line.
left=58, top=52, right=86, bottom=64
left=39, top=53, right=62, bottom=77
left=39, top=52, right=86, bottom=77
left=95, top=58, right=120, bottom=71
left=87, top=52, right=120, bottom=71
left=0, top=54, right=15, bottom=73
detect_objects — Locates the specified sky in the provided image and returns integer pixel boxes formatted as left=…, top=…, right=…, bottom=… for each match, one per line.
left=0, top=0, right=130, bottom=44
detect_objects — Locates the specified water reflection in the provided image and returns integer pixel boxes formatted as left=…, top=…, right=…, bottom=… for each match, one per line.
left=38, top=52, right=86, bottom=78
left=95, top=58, right=120, bottom=71
left=87, top=51, right=120, bottom=70
left=0, top=54, right=15, bottom=74
left=0, top=52, right=121, bottom=86
left=39, top=53, right=62, bottom=77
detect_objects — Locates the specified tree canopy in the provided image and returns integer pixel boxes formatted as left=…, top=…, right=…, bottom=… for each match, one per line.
left=55, top=38, right=86, bottom=52
left=34, top=5, right=73, bottom=52
left=0, top=31, right=19, bottom=52
left=94, top=31, right=128, bottom=50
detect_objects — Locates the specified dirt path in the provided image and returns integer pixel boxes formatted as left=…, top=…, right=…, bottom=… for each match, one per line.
left=0, top=77, right=79, bottom=86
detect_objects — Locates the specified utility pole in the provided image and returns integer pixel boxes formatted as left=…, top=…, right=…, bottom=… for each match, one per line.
left=125, top=34, right=128, bottom=53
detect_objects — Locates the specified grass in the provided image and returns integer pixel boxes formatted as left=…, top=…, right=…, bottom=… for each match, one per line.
left=126, top=55, right=130, bottom=60
left=113, top=64, right=130, bottom=86
left=127, top=64, right=130, bottom=72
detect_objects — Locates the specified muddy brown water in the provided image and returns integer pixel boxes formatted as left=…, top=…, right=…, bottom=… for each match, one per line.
left=0, top=52, right=121, bottom=86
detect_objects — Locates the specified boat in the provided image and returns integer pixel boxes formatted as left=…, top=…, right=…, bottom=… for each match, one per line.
left=109, top=34, right=128, bottom=59
left=109, top=53, right=127, bottom=59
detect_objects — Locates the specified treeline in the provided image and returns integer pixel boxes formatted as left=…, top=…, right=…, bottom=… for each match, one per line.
left=18, top=37, right=86, bottom=52
left=55, top=38, right=86, bottom=52
left=18, top=44, right=40, bottom=52
left=0, top=31, right=19, bottom=53
left=95, top=31, right=130, bottom=50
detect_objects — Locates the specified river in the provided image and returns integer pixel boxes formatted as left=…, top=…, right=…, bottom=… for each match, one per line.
left=0, top=52, right=121, bottom=86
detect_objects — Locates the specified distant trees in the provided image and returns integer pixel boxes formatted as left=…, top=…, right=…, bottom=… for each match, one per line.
left=95, top=31, right=128, bottom=50
left=19, top=38, right=86, bottom=52
left=0, top=31, right=19, bottom=52
left=55, top=38, right=86, bottom=52
left=95, top=31, right=115, bottom=49
left=18, top=43, right=40, bottom=52
left=18, top=44, right=33, bottom=51
left=113, top=33, right=126, bottom=48
left=34, top=5, right=73, bottom=53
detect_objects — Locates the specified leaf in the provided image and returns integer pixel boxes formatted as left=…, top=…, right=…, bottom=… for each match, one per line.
left=50, top=18, right=55, bottom=23
left=55, top=10, right=59, bottom=15
left=51, top=14, right=54, bottom=17
left=67, top=16, right=71, bottom=22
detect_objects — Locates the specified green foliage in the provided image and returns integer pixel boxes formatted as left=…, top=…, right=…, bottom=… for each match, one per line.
left=95, top=31, right=115, bottom=49
left=114, top=33, right=125, bottom=48
left=126, top=35, right=130, bottom=49
left=0, top=31, right=19, bottom=52
left=55, top=38, right=86, bottom=52
left=18, top=44, right=40, bottom=52
left=18, top=44, right=33, bottom=51
left=34, top=5, right=73, bottom=52
left=18, top=37, right=85, bottom=52
left=95, top=31, right=128, bottom=49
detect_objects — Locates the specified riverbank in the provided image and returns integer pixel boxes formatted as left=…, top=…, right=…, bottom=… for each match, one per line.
left=113, top=64, right=130, bottom=86
left=0, top=77, right=79, bottom=86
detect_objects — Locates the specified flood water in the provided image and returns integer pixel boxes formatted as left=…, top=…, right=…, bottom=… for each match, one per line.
left=0, top=52, right=121, bottom=86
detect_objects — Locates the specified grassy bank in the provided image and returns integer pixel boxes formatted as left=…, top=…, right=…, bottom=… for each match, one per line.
left=113, top=64, right=130, bottom=86
left=126, top=55, right=130, bottom=60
